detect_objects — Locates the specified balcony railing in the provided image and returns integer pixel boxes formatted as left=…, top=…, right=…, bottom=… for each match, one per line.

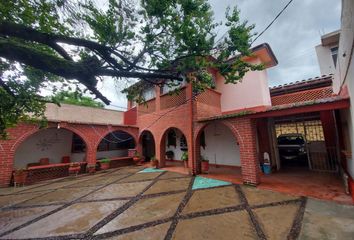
left=195, top=88, right=221, bottom=119
left=138, top=98, right=156, bottom=116
left=160, top=87, right=187, bottom=110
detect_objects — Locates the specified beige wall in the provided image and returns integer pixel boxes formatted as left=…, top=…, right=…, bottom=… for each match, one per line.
left=215, top=58, right=272, bottom=112
left=315, top=44, right=337, bottom=76
left=45, top=103, right=124, bottom=125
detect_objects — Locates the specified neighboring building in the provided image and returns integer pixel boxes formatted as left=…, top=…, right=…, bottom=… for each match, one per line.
left=315, top=30, right=340, bottom=76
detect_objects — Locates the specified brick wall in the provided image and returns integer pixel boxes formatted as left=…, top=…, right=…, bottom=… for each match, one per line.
left=0, top=122, right=138, bottom=187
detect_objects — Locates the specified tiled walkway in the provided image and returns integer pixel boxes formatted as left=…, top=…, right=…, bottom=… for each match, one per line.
left=0, top=166, right=353, bottom=239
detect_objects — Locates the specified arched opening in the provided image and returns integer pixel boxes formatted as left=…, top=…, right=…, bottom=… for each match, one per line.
left=14, top=128, right=87, bottom=169
left=140, top=130, right=155, bottom=162
left=161, top=127, right=188, bottom=168
left=96, top=130, right=135, bottom=159
left=196, top=122, right=242, bottom=182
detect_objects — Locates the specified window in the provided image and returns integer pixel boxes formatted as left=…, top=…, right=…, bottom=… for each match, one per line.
left=180, top=134, right=188, bottom=151
left=71, top=133, right=86, bottom=153
left=142, top=87, right=156, bottom=101
left=161, top=79, right=186, bottom=95
left=167, top=130, right=177, bottom=147
left=330, top=46, right=338, bottom=67
left=200, top=131, right=206, bottom=149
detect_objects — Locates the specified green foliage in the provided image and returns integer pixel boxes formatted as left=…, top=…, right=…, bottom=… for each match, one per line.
left=99, top=158, right=111, bottom=163
left=51, top=91, right=104, bottom=108
left=181, top=151, right=188, bottom=161
left=0, top=0, right=263, bottom=137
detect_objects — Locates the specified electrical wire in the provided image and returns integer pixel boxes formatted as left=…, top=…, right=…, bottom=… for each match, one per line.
left=251, top=0, right=295, bottom=44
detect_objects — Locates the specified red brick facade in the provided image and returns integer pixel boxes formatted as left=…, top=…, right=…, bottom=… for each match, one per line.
left=0, top=122, right=138, bottom=187
left=132, top=83, right=261, bottom=185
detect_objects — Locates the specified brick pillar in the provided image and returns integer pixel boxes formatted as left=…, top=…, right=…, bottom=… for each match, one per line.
left=238, top=118, right=260, bottom=185
left=157, top=135, right=166, bottom=167
left=0, top=150, right=14, bottom=187
left=86, top=146, right=97, bottom=166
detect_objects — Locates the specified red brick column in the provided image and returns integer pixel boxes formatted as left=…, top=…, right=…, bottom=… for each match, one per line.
left=234, top=118, right=260, bottom=185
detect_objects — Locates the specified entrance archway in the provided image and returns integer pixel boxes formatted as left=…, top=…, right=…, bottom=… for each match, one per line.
left=195, top=121, right=242, bottom=182
left=140, top=130, right=155, bottom=162
left=160, top=127, right=188, bottom=167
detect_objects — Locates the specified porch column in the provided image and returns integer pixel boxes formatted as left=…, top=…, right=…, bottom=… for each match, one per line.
left=86, top=146, right=97, bottom=166
left=238, top=118, right=261, bottom=185
left=0, top=150, right=14, bottom=187
left=157, top=135, right=166, bottom=168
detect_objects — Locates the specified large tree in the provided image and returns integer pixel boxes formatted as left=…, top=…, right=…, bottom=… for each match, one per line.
left=0, top=0, right=262, bottom=137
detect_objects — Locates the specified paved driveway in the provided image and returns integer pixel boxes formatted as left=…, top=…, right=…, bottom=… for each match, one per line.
left=0, top=166, right=353, bottom=239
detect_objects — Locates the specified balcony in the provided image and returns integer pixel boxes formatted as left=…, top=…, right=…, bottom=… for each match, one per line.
left=195, top=88, right=222, bottom=119
left=160, top=86, right=187, bottom=111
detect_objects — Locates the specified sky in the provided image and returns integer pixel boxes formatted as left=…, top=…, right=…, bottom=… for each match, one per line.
left=100, top=0, right=342, bottom=110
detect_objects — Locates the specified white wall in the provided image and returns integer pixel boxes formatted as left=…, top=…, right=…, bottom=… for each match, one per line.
left=14, top=128, right=76, bottom=168
left=201, top=123, right=241, bottom=166
left=215, top=58, right=272, bottom=112
left=315, top=44, right=337, bottom=75
left=333, top=0, right=354, bottom=178
left=165, top=130, right=186, bottom=161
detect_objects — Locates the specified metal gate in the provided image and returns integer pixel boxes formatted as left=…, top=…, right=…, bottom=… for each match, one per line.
left=275, top=119, right=338, bottom=172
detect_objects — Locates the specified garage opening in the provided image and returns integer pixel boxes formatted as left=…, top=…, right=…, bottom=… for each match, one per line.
left=273, top=112, right=338, bottom=172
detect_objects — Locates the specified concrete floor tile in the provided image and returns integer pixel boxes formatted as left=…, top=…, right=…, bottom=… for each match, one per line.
left=241, top=186, right=298, bottom=206
left=96, top=193, right=185, bottom=234
left=3, top=201, right=126, bottom=238
left=83, top=181, right=152, bottom=200
left=172, top=211, right=256, bottom=240
left=17, top=186, right=97, bottom=206
left=299, top=199, right=354, bottom=240
left=182, top=186, right=240, bottom=214
left=0, top=191, right=52, bottom=208
left=0, top=205, right=60, bottom=235
left=144, top=178, right=191, bottom=195
left=253, top=203, right=299, bottom=240
left=159, top=171, right=189, bottom=180
left=118, top=172, right=161, bottom=183
left=106, top=222, right=171, bottom=240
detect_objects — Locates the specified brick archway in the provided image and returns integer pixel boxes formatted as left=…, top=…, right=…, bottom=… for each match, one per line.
left=194, top=118, right=260, bottom=185
left=92, top=126, right=138, bottom=151
left=0, top=123, right=93, bottom=187
left=138, top=130, right=156, bottom=162
left=158, top=127, right=190, bottom=168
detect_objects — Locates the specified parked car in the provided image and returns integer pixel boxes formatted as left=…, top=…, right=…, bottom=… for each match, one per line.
left=277, top=134, right=308, bottom=166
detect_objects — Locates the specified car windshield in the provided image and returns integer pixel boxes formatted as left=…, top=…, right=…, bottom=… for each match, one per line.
left=278, top=136, right=305, bottom=145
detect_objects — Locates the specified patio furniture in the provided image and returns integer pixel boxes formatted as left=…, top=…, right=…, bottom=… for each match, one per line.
left=61, top=156, right=71, bottom=163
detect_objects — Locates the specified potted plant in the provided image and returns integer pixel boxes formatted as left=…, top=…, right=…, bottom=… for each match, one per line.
left=181, top=151, right=188, bottom=168
left=201, top=155, right=209, bottom=173
left=166, top=151, right=174, bottom=160
left=13, top=169, right=28, bottom=186
left=69, top=162, right=81, bottom=176
left=150, top=155, right=159, bottom=168
left=133, top=152, right=141, bottom=165
left=87, top=164, right=96, bottom=174
left=99, top=158, right=111, bottom=170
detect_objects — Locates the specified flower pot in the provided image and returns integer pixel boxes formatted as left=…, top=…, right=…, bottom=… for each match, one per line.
left=151, top=160, right=159, bottom=168
left=183, top=161, right=188, bottom=168
left=13, top=171, right=27, bottom=185
left=87, top=166, right=96, bottom=174
left=201, top=160, right=209, bottom=173
left=100, top=162, right=110, bottom=170
left=133, top=157, right=141, bottom=165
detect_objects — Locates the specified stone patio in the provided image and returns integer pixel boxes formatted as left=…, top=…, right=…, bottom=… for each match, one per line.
left=0, top=166, right=353, bottom=239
